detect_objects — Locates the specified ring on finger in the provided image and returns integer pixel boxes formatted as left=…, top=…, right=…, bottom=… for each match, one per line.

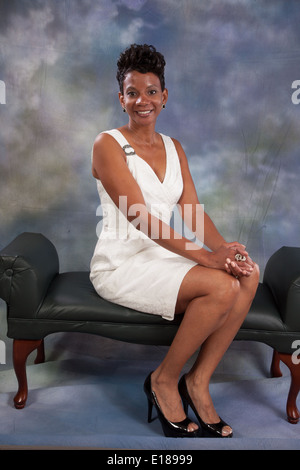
left=235, top=253, right=246, bottom=262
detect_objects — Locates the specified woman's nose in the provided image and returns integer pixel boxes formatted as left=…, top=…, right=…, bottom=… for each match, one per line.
left=136, top=94, right=149, bottom=105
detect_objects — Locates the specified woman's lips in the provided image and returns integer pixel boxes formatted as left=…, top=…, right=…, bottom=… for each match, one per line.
left=136, top=110, right=152, bottom=116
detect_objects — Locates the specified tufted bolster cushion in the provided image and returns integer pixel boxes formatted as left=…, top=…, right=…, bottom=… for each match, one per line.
left=263, top=246, right=300, bottom=331
left=0, top=232, right=59, bottom=319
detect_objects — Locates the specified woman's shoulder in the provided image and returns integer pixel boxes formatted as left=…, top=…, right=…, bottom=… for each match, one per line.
left=159, top=132, right=182, bottom=148
left=93, top=129, right=122, bottom=150
left=170, top=136, right=183, bottom=150
left=92, top=130, right=128, bottom=178
left=160, top=134, right=185, bottom=159
left=96, top=128, right=130, bottom=145
left=94, top=128, right=116, bottom=142
left=92, top=131, right=124, bottom=164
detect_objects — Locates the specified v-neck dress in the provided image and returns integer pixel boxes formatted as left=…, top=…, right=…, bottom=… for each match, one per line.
left=90, top=129, right=197, bottom=320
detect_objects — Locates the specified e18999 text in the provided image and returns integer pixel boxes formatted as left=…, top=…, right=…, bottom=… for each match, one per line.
left=152, top=454, right=192, bottom=465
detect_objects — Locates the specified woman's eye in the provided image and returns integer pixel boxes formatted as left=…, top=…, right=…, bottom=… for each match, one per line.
left=149, top=90, right=157, bottom=95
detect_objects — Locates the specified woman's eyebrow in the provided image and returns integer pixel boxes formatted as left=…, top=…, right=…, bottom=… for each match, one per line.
left=126, top=84, right=159, bottom=91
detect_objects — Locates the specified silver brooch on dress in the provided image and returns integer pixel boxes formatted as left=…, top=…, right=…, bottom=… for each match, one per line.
left=122, top=144, right=135, bottom=156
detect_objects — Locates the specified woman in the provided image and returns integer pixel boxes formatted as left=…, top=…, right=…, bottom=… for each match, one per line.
left=90, top=44, right=259, bottom=438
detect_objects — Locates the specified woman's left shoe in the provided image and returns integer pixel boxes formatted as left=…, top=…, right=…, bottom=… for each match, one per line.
left=143, top=372, right=202, bottom=438
left=178, top=375, right=233, bottom=438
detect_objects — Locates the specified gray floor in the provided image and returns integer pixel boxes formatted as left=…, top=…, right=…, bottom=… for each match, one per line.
left=0, top=321, right=300, bottom=450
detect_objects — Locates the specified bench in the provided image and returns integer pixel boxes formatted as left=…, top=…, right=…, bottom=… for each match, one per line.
left=0, top=232, right=300, bottom=423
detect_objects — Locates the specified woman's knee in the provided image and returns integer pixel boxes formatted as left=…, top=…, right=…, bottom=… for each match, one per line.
left=252, top=262, right=260, bottom=283
left=175, top=267, right=237, bottom=314
left=240, top=262, right=260, bottom=298
left=213, top=274, right=240, bottom=311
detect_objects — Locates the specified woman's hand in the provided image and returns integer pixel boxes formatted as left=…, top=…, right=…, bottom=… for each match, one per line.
left=225, top=256, right=254, bottom=278
left=224, top=242, right=254, bottom=278
left=204, top=242, right=254, bottom=278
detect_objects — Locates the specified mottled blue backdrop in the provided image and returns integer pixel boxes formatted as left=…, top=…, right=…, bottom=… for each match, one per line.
left=1, top=0, right=300, bottom=274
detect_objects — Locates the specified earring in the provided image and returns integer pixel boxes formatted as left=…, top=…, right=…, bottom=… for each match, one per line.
left=123, top=107, right=126, bottom=113
left=162, top=104, right=165, bottom=109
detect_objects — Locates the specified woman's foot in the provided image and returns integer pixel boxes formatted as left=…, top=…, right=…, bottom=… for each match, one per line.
left=150, top=370, right=199, bottom=433
left=179, top=374, right=233, bottom=437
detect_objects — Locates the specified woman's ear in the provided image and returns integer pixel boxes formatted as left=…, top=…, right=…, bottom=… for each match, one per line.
left=118, top=91, right=125, bottom=110
left=162, top=88, right=168, bottom=107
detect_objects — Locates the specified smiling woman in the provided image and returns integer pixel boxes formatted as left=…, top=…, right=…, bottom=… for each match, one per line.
left=120, top=70, right=168, bottom=128
left=89, top=43, right=259, bottom=439
left=117, top=71, right=168, bottom=181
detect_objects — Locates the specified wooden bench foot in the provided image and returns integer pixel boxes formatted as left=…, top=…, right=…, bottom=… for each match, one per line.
left=271, top=349, right=300, bottom=424
left=13, top=339, right=44, bottom=409
left=270, top=349, right=282, bottom=378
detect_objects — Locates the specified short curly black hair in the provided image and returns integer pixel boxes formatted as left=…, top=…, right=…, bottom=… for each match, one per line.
left=116, top=44, right=166, bottom=94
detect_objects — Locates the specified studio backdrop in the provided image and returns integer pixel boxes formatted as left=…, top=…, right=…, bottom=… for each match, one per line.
left=1, top=0, right=300, bottom=275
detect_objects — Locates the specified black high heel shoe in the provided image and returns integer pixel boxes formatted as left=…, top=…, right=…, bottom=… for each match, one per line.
left=143, top=372, right=202, bottom=438
left=178, top=375, right=233, bottom=438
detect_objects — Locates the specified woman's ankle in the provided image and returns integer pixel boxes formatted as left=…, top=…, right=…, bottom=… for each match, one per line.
left=152, top=368, right=179, bottom=388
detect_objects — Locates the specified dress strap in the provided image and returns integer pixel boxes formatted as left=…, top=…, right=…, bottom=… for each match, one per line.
left=102, top=129, right=137, bottom=159
left=102, top=129, right=131, bottom=149
left=92, top=129, right=129, bottom=163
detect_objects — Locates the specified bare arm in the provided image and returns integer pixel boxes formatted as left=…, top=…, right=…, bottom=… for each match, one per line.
left=174, top=138, right=226, bottom=250
left=173, top=139, right=254, bottom=275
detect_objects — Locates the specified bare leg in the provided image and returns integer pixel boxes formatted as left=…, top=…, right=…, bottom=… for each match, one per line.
left=184, top=267, right=259, bottom=434
left=151, top=263, right=259, bottom=435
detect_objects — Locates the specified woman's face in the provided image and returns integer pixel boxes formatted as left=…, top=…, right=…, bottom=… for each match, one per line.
left=119, top=70, right=168, bottom=127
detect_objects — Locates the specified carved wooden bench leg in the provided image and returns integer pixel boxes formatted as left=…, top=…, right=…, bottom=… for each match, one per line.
left=13, top=339, right=44, bottom=409
left=270, top=349, right=282, bottom=378
left=35, top=339, right=45, bottom=364
left=271, top=350, right=300, bottom=424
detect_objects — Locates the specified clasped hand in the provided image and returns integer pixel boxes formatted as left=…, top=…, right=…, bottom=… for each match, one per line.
left=214, top=242, right=254, bottom=279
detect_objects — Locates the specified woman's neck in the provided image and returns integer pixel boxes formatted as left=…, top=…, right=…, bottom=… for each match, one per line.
left=122, top=122, right=157, bottom=146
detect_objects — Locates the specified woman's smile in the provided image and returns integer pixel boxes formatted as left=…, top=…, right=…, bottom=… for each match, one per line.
left=136, top=109, right=153, bottom=117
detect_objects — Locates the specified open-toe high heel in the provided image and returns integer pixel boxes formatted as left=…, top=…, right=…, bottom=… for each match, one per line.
left=178, top=375, right=233, bottom=438
left=143, top=372, right=202, bottom=438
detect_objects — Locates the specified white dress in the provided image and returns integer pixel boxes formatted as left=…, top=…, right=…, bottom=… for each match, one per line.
left=90, top=129, right=197, bottom=321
